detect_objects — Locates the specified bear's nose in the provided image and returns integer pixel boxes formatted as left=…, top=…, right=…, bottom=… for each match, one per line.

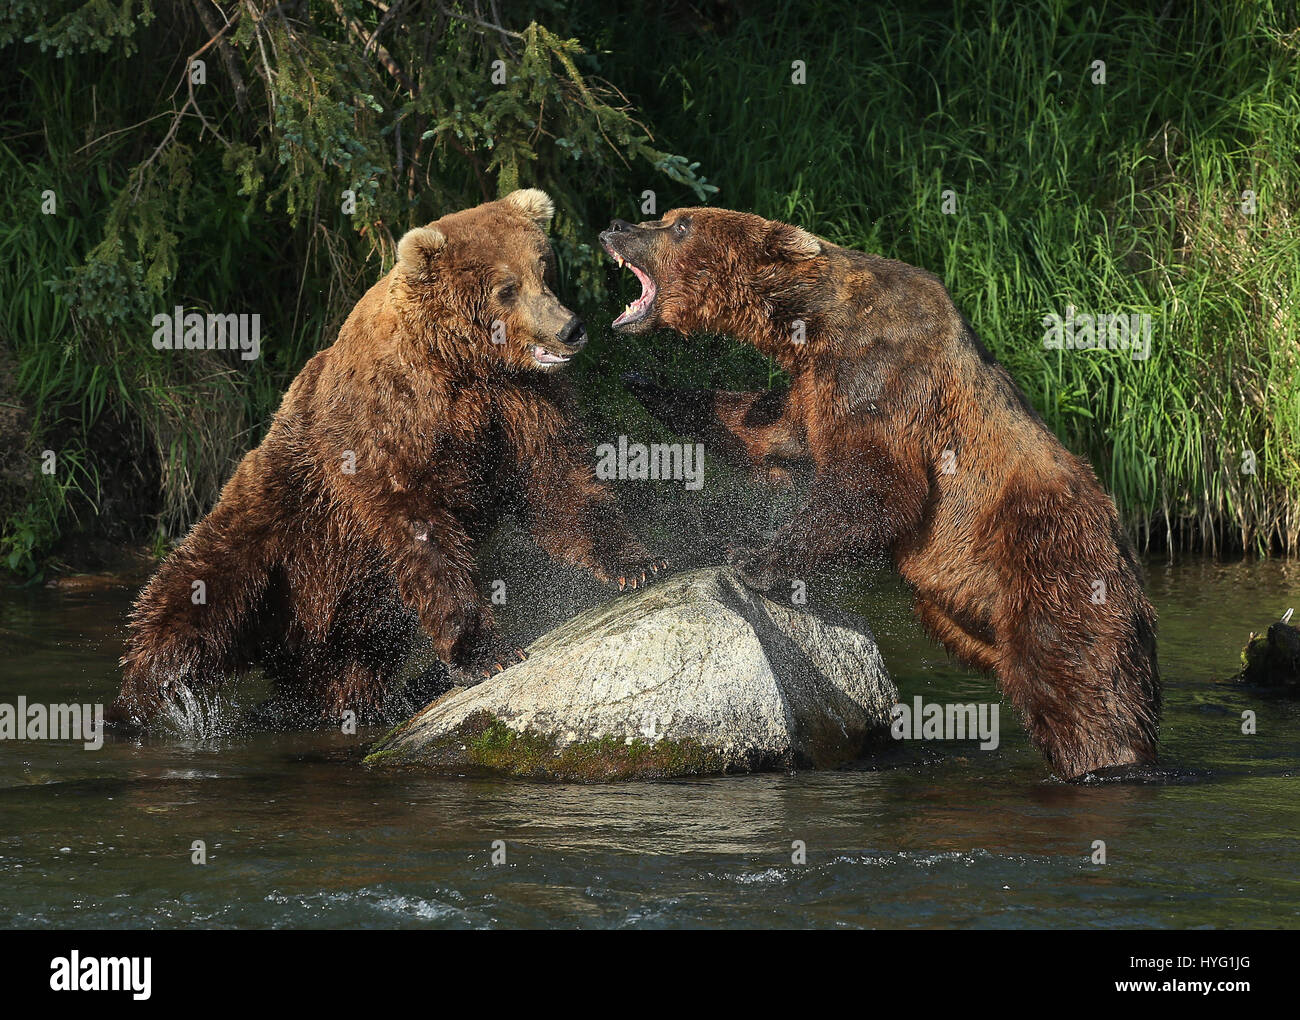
left=608, top=219, right=633, bottom=233
left=556, top=316, right=587, bottom=349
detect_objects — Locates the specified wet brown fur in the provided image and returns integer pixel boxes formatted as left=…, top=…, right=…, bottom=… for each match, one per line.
left=604, top=207, right=1160, bottom=780
left=113, top=191, right=656, bottom=727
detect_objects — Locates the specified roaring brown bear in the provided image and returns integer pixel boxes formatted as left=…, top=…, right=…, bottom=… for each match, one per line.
left=110, top=190, right=662, bottom=728
left=601, top=207, right=1160, bottom=780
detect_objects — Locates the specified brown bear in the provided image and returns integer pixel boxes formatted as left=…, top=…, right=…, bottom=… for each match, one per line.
left=601, top=207, right=1160, bottom=780
left=110, top=189, right=663, bottom=728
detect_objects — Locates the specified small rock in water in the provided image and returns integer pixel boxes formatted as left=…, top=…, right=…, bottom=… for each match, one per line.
left=365, top=567, right=896, bottom=780
left=1233, top=617, right=1300, bottom=693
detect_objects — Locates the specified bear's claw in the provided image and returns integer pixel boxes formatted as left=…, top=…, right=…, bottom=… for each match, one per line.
left=613, top=558, right=669, bottom=592
left=455, top=638, right=528, bottom=682
left=482, top=647, right=529, bottom=676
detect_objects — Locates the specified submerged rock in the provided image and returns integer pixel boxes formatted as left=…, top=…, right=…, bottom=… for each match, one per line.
left=365, top=566, right=896, bottom=779
left=1233, top=615, right=1300, bottom=693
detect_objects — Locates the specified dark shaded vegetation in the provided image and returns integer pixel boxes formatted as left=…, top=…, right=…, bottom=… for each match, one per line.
left=2, top=0, right=1297, bottom=578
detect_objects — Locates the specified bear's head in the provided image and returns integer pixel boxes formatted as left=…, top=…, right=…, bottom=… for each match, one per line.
left=599, top=208, right=823, bottom=337
left=395, top=189, right=587, bottom=373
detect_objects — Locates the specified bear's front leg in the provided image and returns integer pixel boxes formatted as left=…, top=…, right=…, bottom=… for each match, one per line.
left=624, top=374, right=808, bottom=483
left=528, top=485, right=667, bottom=592
left=444, top=604, right=528, bottom=682
left=725, top=478, right=856, bottom=592
left=499, top=382, right=667, bottom=591
left=453, top=633, right=529, bottom=680
left=728, top=446, right=929, bottom=592
left=516, top=451, right=667, bottom=591
left=397, top=516, right=529, bottom=679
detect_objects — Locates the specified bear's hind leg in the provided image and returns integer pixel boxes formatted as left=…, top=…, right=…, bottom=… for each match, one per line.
left=279, top=587, right=419, bottom=726
left=112, top=516, right=273, bottom=727
left=997, top=614, right=1160, bottom=780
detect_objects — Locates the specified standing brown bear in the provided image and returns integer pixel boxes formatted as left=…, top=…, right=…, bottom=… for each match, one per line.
left=111, top=190, right=661, bottom=728
left=601, top=207, right=1159, bottom=780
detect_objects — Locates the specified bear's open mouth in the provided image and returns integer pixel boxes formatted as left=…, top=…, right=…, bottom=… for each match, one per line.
left=604, top=245, right=657, bottom=328
left=532, top=345, right=572, bottom=366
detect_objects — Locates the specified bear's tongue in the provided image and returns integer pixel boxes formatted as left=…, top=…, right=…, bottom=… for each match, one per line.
left=532, top=346, right=571, bottom=365
left=612, top=263, right=656, bottom=327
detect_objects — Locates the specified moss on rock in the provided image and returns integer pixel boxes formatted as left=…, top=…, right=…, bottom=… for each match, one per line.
left=364, top=709, right=752, bottom=781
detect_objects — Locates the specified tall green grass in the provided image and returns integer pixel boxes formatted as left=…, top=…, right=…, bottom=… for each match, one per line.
left=1, top=66, right=225, bottom=572
left=580, top=0, right=1300, bottom=554
left=0, top=23, right=397, bottom=576
left=2, top=1, right=1297, bottom=575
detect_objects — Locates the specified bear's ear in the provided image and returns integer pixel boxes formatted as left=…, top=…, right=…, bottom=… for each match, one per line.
left=502, top=188, right=555, bottom=230
left=766, top=222, right=822, bottom=261
left=396, top=225, right=447, bottom=279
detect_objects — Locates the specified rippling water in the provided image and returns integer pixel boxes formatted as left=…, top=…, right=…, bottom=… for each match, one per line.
left=2, top=558, right=1297, bottom=928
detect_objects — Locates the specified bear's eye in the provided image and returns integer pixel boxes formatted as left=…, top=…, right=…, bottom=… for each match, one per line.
left=496, top=282, right=517, bottom=302
left=673, top=219, right=690, bottom=238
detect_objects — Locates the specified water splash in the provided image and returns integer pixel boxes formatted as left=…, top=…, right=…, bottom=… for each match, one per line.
left=156, top=679, right=240, bottom=739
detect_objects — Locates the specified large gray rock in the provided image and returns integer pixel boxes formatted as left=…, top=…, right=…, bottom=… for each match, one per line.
left=366, top=567, right=895, bottom=779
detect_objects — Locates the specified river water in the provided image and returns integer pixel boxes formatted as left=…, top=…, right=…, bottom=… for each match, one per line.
left=1, top=557, right=1297, bottom=928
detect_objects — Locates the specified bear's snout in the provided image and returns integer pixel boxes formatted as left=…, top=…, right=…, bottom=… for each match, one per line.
left=556, top=315, right=587, bottom=350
